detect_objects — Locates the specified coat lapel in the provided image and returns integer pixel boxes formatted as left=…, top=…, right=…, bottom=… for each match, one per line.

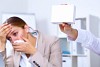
left=37, top=32, right=45, bottom=56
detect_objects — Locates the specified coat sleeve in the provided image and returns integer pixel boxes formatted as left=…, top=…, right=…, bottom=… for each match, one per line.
left=0, top=49, right=14, bottom=67
left=0, top=50, right=6, bottom=67
left=75, top=29, right=100, bottom=55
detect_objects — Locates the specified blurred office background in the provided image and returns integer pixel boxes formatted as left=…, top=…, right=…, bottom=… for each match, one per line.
left=0, top=0, right=100, bottom=67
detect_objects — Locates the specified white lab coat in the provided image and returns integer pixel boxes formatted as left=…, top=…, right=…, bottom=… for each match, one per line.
left=75, top=29, right=100, bottom=55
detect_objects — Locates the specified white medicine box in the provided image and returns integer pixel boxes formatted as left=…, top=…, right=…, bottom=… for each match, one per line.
left=51, top=4, right=76, bottom=24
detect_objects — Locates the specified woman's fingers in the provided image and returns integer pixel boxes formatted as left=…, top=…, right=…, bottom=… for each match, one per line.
left=0, top=24, right=11, bottom=33
left=13, top=41, right=36, bottom=54
left=4, top=26, right=12, bottom=35
left=13, top=43, right=27, bottom=52
left=13, top=45, right=21, bottom=49
left=21, top=35, right=29, bottom=43
left=0, top=23, right=8, bottom=28
left=13, top=45, right=23, bottom=52
left=13, top=42, right=24, bottom=48
left=1, top=25, right=11, bottom=36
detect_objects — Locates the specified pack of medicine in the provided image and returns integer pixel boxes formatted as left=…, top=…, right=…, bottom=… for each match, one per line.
left=51, top=4, right=76, bottom=24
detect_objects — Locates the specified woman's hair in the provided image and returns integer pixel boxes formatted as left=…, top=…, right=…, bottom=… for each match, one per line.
left=5, top=16, right=27, bottom=28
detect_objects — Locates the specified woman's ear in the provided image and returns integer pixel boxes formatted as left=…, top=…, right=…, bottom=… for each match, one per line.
left=24, top=25, right=29, bottom=33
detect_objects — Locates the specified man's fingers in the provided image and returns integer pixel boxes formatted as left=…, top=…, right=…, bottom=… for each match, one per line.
left=59, top=23, right=66, bottom=31
left=59, top=24, right=64, bottom=31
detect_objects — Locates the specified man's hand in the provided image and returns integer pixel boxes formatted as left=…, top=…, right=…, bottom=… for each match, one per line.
left=59, top=22, right=72, bottom=34
left=59, top=22, right=78, bottom=40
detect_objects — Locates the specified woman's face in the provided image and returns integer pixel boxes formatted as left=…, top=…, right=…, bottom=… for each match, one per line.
left=6, top=25, right=28, bottom=43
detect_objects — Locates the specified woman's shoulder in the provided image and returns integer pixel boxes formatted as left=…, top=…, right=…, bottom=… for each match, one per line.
left=38, top=31, right=59, bottom=43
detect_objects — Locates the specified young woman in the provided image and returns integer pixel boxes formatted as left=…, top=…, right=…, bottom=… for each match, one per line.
left=0, top=17, right=62, bottom=67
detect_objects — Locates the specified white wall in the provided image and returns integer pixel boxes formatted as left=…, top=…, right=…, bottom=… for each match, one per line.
left=0, top=0, right=28, bottom=24
left=65, top=0, right=100, bottom=18
left=27, top=0, right=68, bottom=35
left=28, top=0, right=100, bottom=35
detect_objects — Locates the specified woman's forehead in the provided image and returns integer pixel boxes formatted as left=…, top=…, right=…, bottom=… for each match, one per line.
left=6, top=26, right=22, bottom=37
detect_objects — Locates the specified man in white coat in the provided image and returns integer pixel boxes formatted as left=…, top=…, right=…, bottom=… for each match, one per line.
left=59, top=23, right=100, bottom=55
